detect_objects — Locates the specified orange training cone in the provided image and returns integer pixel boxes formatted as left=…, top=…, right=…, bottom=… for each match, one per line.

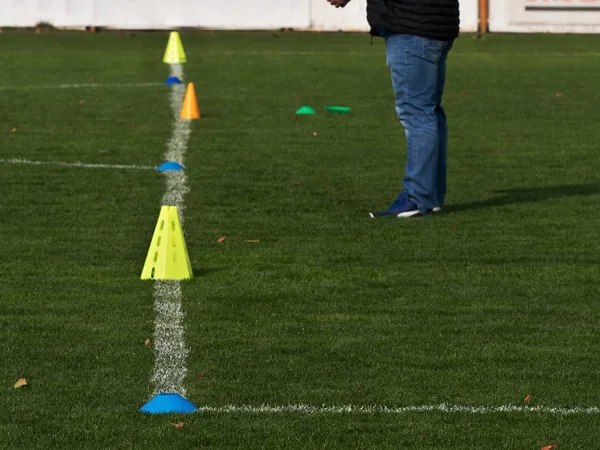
left=180, top=82, right=200, bottom=119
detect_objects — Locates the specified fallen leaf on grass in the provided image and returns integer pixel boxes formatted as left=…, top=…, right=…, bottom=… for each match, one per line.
left=245, top=240, right=260, bottom=243
left=196, top=372, right=206, bottom=380
left=555, top=92, right=563, bottom=98
left=524, top=394, right=532, bottom=405
left=4, top=128, right=17, bottom=134
left=170, top=422, right=184, bottom=429
left=14, top=378, right=27, bottom=389
left=144, top=338, right=151, bottom=346
left=312, top=131, right=318, bottom=137
left=217, top=236, right=226, bottom=243
left=79, top=100, right=86, bottom=105
left=540, top=444, right=558, bottom=450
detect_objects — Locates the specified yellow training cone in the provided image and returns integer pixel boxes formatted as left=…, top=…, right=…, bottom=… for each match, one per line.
left=141, top=206, right=193, bottom=280
left=163, top=31, right=186, bottom=64
left=180, top=82, right=200, bottom=119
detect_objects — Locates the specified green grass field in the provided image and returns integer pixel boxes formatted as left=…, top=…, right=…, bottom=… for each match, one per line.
left=2, top=29, right=600, bottom=449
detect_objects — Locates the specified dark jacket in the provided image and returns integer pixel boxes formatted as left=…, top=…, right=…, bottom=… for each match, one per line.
left=367, top=0, right=460, bottom=41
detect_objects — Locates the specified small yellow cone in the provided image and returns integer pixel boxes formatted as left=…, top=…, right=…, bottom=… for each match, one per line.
left=163, top=31, right=186, bottom=64
left=180, top=82, right=200, bottom=120
left=141, top=206, right=193, bottom=280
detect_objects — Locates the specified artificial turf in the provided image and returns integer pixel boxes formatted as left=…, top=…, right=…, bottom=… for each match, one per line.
left=1, top=29, right=600, bottom=449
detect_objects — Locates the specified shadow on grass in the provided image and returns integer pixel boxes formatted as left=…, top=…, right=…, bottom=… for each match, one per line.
left=447, top=182, right=600, bottom=213
left=192, top=267, right=225, bottom=277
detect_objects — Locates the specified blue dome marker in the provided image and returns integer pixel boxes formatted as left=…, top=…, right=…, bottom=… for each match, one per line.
left=164, top=76, right=183, bottom=85
left=140, top=393, right=198, bottom=414
left=157, top=161, right=185, bottom=172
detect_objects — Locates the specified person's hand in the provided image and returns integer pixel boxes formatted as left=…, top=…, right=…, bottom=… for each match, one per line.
left=326, top=0, right=351, bottom=8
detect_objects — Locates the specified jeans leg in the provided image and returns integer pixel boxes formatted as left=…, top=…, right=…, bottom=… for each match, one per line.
left=386, top=35, right=449, bottom=212
left=435, top=40, right=454, bottom=207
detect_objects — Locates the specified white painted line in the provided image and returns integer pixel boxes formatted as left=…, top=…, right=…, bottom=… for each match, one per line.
left=161, top=64, right=191, bottom=220
left=0, top=82, right=162, bottom=91
left=0, top=158, right=154, bottom=170
left=152, top=281, right=189, bottom=396
left=151, top=63, right=192, bottom=398
left=197, top=403, right=600, bottom=416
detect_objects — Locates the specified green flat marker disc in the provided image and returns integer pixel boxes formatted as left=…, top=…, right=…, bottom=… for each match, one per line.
left=296, top=106, right=316, bottom=115
left=325, top=106, right=351, bottom=114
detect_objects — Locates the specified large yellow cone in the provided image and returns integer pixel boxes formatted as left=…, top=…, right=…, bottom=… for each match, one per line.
left=180, top=82, right=200, bottom=119
left=141, top=206, right=193, bottom=280
left=163, top=31, right=186, bottom=64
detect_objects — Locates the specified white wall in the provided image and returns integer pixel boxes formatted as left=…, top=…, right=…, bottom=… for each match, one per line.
left=0, top=0, right=478, bottom=32
left=92, top=0, right=312, bottom=29
left=310, top=0, right=369, bottom=31
left=490, top=0, right=600, bottom=33
left=459, top=0, right=479, bottom=32
left=2, top=0, right=93, bottom=28
left=0, top=0, right=312, bottom=29
left=310, top=0, right=478, bottom=32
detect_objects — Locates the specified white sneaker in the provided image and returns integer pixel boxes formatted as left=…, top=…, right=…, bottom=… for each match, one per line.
left=432, top=206, right=442, bottom=213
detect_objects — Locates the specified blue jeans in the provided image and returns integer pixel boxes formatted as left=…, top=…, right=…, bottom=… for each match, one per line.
left=385, top=34, right=454, bottom=211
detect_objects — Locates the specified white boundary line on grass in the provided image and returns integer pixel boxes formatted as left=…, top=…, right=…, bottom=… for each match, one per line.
left=0, top=82, right=162, bottom=91
left=151, top=64, right=192, bottom=397
left=0, top=158, right=154, bottom=170
left=197, top=403, right=600, bottom=416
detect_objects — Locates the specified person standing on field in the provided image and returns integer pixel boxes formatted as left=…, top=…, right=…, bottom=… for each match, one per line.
left=326, top=0, right=460, bottom=218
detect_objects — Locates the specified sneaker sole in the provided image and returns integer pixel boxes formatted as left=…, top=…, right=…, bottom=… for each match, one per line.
left=368, top=210, right=422, bottom=219
left=396, top=210, right=422, bottom=218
